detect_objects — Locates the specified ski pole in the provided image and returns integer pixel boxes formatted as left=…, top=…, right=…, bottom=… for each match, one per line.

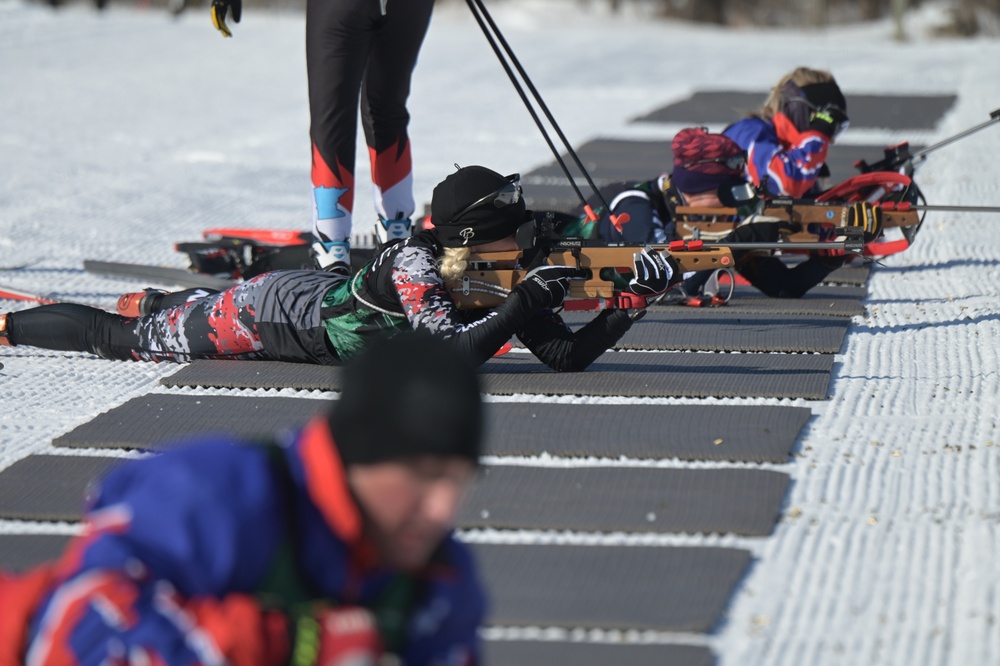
left=465, top=0, right=626, bottom=228
left=907, top=106, right=1000, bottom=169
left=880, top=202, right=1000, bottom=214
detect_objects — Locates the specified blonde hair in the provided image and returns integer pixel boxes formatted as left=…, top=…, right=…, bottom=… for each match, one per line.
left=755, top=67, right=836, bottom=122
left=438, top=246, right=471, bottom=282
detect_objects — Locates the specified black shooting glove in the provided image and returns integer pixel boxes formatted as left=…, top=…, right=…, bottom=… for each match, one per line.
left=515, top=265, right=588, bottom=310
left=627, top=249, right=678, bottom=296
left=847, top=201, right=884, bottom=243
left=729, top=220, right=801, bottom=243
left=809, top=105, right=849, bottom=140
left=211, top=0, right=241, bottom=37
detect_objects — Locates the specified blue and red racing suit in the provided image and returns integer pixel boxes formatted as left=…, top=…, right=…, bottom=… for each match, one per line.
left=16, top=416, right=485, bottom=665
left=724, top=112, right=831, bottom=198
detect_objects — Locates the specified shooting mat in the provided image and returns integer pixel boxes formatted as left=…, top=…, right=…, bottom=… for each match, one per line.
left=54, top=394, right=328, bottom=451
left=459, top=466, right=790, bottom=536
left=161, top=352, right=835, bottom=399
left=0, top=455, right=789, bottom=537
left=479, top=351, right=835, bottom=400
left=630, top=91, right=957, bottom=131
left=482, top=640, right=713, bottom=666
left=472, top=543, right=751, bottom=632
left=55, top=396, right=810, bottom=463
left=549, top=310, right=850, bottom=353
left=0, top=455, right=120, bottom=522
left=657, top=284, right=866, bottom=317
left=0, top=534, right=73, bottom=572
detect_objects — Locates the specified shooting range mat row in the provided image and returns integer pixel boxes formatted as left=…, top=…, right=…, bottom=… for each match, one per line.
left=53, top=395, right=811, bottom=463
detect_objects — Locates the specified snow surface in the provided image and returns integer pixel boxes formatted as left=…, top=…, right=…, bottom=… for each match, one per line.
left=2, top=0, right=1000, bottom=663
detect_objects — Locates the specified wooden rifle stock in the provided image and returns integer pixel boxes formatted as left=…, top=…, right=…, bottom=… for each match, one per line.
left=674, top=201, right=921, bottom=242
left=447, top=245, right=735, bottom=309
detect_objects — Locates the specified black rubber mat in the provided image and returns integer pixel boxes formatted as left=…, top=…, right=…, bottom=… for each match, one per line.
left=55, top=397, right=809, bottom=463
left=472, top=543, right=751, bottom=632
left=656, top=284, right=865, bottom=317
left=631, top=91, right=956, bottom=130
left=0, top=455, right=120, bottom=522
left=822, top=263, right=870, bottom=286
left=484, top=403, right=809, bottom=462
left=550, top=310, right=849, bottom=353
left=0, top=456, right=790, bottom=537
left=460, top=467, right=789, bottom=536
left=162, top=352, right=835, bottom=399
left=0, top=534, right=72, bottom=572
left=54, top=394, right=328, bottom=451
left=479, top=352, right=834, bottom=400
left=483, top=640, right=713, bottom=666
left=523, top=138, right=914, bottom=211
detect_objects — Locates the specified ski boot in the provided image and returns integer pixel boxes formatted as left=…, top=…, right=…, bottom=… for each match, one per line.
left=116, top=289, right=168, bottom=317
left=375, top=216, right=413, bottom=249
left=0, top=313, right=12, bottom=346
left=311, top=239, right=352, bottom=279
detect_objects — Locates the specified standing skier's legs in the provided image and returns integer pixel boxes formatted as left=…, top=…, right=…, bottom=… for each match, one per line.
left=306, top=0, right=376, bottom=274
left=362, top=0, right=434, bottom=245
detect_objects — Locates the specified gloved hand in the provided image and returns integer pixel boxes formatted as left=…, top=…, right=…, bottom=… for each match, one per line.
left=809, top=105, right=849, bottom=140
left=847, top=201, right=883, bottom=243
left=290, top=606, right=383, bottom=666
left=514, top=265, right=588, bottom=310
left=211, top=0, right=241, bottom=38
left=729, top=219, right=802, bottom=244
left=627, top=249, right=677, bottom=296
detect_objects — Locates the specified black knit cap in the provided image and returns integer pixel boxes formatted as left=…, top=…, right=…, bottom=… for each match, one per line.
left=431, top=165, right=528, bottom=247
left=328, top=332, right=483, bottom=466
left=801, top=80, right=847, bottom=112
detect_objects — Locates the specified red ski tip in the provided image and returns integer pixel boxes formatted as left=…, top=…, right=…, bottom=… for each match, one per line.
left=493, top=341, right=513, bottom=357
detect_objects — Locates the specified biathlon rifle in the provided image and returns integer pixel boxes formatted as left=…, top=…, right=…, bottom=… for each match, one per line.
left=675, top=106, right=1000, bottom=256
left=447, top=212, right=865, bottom=311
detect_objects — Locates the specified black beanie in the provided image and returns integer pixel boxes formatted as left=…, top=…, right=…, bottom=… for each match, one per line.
left=328, top=332, right=483, bottom=466
left=431, top=166, right=528, bottom=247
left=801, top=81, right=847, bottom=112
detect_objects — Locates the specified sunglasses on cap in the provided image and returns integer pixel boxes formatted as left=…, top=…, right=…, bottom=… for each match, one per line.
left=681, top=153, right=748, bottom=171
left=450, top=173, right=522, bottom=222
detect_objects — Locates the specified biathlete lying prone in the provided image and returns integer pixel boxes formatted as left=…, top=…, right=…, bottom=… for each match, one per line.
left=1, top=166, right=677, bottom=369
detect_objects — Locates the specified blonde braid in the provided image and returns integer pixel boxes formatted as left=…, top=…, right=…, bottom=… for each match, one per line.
left=438, top=247, right=471, bottom=282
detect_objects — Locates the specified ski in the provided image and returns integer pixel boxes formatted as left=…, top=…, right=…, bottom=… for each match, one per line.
left=83, top=260, right=237, bottom=291
left=202, top=227, right=312, bottom=246
left=0, top=285, right=59, bottom=305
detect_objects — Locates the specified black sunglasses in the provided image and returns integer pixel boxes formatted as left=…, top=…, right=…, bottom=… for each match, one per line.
left=681, top=154, right=748, bottom=171
left=450, top=173, right=522, bottom=222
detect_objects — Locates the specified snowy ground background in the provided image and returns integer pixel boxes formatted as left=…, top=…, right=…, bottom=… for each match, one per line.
left=2, top=1, right=1000, bottom=663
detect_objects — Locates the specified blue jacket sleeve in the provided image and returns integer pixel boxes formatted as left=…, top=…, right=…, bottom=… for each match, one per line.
left=725, top=114, right=830, bottom=198
left=26, top=440, right=289, bottom=665
left=78, top=440, right=284, bottom=596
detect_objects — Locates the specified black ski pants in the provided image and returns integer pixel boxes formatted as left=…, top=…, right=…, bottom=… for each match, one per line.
left=307, top=0, right=435, bottom=241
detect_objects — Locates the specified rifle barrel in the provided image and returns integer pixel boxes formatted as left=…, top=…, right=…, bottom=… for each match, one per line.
left=698, top=241, right=859, bottom=252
